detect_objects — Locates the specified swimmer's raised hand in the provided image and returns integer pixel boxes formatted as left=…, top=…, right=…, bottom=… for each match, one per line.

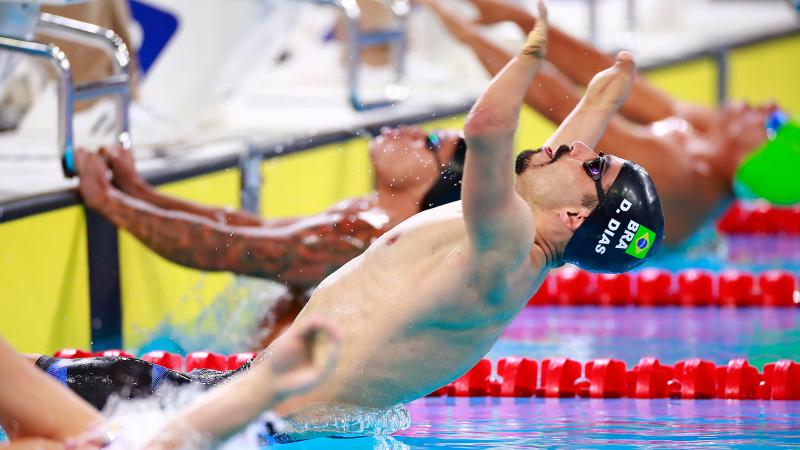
left=579, top=51, right=636, bottom=113
left=75, top=149, right=113, bottom=212
left=521, top=1, right=548, bottom=58
left=98, top=146, right=146, bottom=197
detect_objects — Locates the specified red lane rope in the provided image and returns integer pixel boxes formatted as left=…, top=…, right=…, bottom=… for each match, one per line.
left=52, top=349, right=799, bottom=401
left=427, top=356, right=800, bottom=401
left=528, top=267, right=799, bottom=307
left=717, top=202, right=800, bottom=235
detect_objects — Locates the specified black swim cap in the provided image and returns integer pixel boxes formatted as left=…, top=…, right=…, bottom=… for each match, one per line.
left=563, top=161, right=664, bottom=273
left=421, top=136, right=467, bottom=210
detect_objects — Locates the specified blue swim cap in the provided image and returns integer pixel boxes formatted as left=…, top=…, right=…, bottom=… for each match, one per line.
left=563, top=161, right=665, bottom=273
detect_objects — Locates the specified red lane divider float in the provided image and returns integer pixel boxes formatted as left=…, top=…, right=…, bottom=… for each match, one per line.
left=48, top=348, right=800, bottom=401
left=228, top=352, right=258, bottom=370
left=527, top=268, right=799, bottom=307
left=53, top=349, right=94, bottom=359
left=185, top=352, right=228, bottom=372
left=141, top=351, right=183, bottom=371
left=50, top=350, right=257, bottom=373
left=717, top=202, right=800, bottom=235
left=95, top=349, right=135, bottom=358
left=426, top=357, right=800, bottom=400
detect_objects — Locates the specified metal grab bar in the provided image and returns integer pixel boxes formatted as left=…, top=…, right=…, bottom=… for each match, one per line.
left=0, top=7, right=131, bottom=177
left=316, top=0, right=410, bottom=111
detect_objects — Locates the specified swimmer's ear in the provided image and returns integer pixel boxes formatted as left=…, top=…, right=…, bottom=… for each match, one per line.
left=559, top=207, right=591, bottom=231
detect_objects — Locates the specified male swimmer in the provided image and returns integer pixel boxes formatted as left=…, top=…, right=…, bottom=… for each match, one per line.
left=75, top=126, right=466, bottom=345
left=1, top=320, right=337, bottom=449
left=44, top=2, right=665, bottom=441
left=268, top=2, right=662, bottom=433
left=421, top=0, right=779, bottom=244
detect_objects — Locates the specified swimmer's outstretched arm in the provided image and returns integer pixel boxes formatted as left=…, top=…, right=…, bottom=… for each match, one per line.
left=460, top=2, right=548, bottom=265
left=75, top=151, right=377, bottom=287
left=0, top=337, right=103, bottom=446
left=97, top=146, right=265, bottom=227
left=544, top=51, right=635, bottom=149
left=143, top=319, right=339, bottom=450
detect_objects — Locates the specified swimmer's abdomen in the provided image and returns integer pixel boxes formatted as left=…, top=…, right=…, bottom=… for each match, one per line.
left=300, top=203, right=515, bottom=407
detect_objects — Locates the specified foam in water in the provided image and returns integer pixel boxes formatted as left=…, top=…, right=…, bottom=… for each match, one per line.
left=281, top=404, right=411, bottom=438
left=67, top=381, right=410, bottom=449
left=88, top=383, right=286, bottom=450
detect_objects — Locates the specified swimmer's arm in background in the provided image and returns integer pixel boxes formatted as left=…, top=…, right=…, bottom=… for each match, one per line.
left=98, top=146, right=266, bottom=227
left=459, top=0, right=690, bottom=126
left=421, top=1, right=579, bottom=129
left=76, top=151, right=377, bottom=287
left=0, top=336, right=102, bottom=446
left=460, top=2, right=548, bottom=259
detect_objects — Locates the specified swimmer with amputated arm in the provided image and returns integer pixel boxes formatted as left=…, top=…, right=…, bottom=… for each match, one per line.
left=27, top=4, right=664, bottom=442
left=270, top=3, right=662, bottom=437
left=457, top=2, right=552, bottom=272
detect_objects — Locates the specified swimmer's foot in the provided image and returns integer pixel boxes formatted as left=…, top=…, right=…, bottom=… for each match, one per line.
left=263, top=318, right=340, bottom=402
left=579, top=51, right=636, bottom=113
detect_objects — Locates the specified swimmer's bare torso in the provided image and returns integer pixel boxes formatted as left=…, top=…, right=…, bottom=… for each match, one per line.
left=274, top=200, right=544, bottom=413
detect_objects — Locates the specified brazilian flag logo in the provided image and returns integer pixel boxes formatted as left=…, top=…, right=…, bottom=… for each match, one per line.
left=625, top=225, right=656, bottom=259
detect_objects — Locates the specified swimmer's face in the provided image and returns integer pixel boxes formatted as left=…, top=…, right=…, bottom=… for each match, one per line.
left=369, top=126, right=462, bottom=201
left=516, top=141, right=623, bottom=235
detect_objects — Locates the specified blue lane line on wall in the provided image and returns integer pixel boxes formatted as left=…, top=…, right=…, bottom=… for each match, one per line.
left=128, top=0, right=179, bottom=75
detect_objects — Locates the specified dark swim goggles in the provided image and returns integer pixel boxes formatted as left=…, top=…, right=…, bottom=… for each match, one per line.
left=583, top=152, right=607, bottom=204
left=426, top=132, right=467, bottom=170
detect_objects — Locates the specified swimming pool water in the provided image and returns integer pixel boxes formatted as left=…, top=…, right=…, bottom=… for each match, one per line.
left=274, top=307, right=800, bottom=449
left=490, top=306, right=800, bottom=367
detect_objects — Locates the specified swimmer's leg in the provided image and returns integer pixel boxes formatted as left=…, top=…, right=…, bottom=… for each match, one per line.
left=460, top=0, right=705, bottom=125
left=0, top=337, right=102, bottom=442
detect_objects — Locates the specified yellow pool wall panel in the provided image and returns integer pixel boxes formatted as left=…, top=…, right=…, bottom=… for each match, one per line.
left=261, top=139, right=374, bottom=217
left=644, top=58, right=719, bottom=107
left=730, top=35, right=800, bottom=115
left=119, top=170, right=241, bottom=349
left=0, top=207, right=91, bottom=354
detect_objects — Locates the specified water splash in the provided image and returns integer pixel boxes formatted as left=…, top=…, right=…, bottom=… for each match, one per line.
left=281, top=404, right=411, bottom=438
left=95, top=384, right=287, bottom=450
left=135, top=276, right=289, bottom=355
